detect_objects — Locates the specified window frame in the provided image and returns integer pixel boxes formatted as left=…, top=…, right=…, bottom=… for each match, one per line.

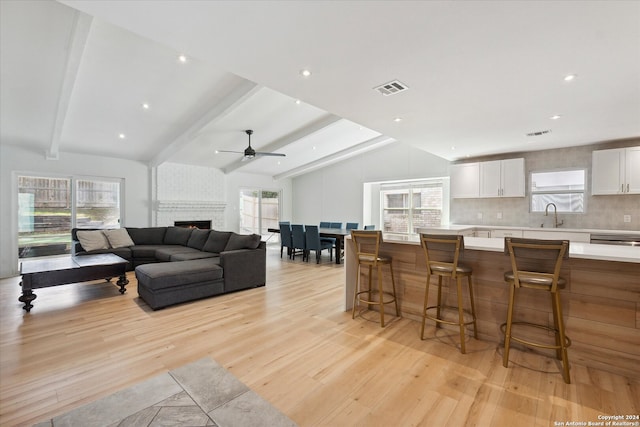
left=529, top=168, right=586, bottom=214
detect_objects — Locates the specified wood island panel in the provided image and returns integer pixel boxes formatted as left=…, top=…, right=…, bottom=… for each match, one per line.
left=344, top=239, right=640, bottom=380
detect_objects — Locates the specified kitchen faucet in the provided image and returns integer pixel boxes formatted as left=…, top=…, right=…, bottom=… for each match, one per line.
left=544, top=202, right=564, bottom=228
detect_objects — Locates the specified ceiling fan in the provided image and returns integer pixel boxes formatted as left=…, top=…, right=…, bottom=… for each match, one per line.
left=216, top=130, right=286, bottom=160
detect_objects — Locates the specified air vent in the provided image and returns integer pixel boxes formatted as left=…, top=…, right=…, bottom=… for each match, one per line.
left=374, top=80, right=409, bottom=96
left=526, top=129, right=552, bottom=137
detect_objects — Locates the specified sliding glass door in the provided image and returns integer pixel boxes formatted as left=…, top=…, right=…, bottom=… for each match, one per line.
left=239, top=188, right=280, bottom=239
left=18, top=175, right=122, bottom=258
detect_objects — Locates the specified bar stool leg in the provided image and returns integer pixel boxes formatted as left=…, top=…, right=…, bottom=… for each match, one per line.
left=467, top=275, right=478, bottom=339
left=367, top=265, right=373, bottom=310
left=435, top=276, right=443, bottom=327
left=352, top=264, right=360, bottom=320
left=551, top=293, right=562, bottom=360
left=503, top=283, right=516, bottom=368
left=389, top=263, right=399, bottom=316
left=378, top=265, right=385, bottom=328
left=420, top=274, right=431, bottom=340
left=553, top=291, right=571, bottom=383
left=456, top=276, right=466, bottom=354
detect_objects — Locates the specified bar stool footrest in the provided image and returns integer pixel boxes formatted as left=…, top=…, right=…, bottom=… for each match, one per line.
left=500, top=321, right=571, bottom=350
left=424, top=304, right=476, bottom=327
left=355, top=290, right=397, bottom=306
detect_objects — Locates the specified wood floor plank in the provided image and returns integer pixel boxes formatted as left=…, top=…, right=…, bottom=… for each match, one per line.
left=1, top=245, right=638, bottom=426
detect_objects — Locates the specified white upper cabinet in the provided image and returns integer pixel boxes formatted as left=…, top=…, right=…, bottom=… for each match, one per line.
left=592, top=146, right=640, bottom=195
left=450, top=162, right=480, bottom=198
left=479, top=158, right=525, bottom=197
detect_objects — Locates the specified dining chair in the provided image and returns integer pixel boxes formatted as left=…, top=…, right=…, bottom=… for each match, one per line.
left=319, top=222, right=337, bottom=248
left=330, top=222, right=342, bottom=229
left=319, top=221, right=331, bottom=228
left=279, top=222, right=293, bottom=259
left=290, top=224, right=307, bottom=261
left=364, top=225, right=375, bottom=230
left=304, top=225, right=333, bottom=263
left=346, top=222, right=359, bottom=230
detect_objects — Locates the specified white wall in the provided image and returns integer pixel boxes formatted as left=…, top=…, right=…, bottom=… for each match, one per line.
left=0, top=144, right=150, bottom=278
left=291, top=142, right=450, bottom=226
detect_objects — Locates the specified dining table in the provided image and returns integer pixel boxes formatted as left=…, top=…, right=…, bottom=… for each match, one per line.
left=268, top=227, right=351, bottom=265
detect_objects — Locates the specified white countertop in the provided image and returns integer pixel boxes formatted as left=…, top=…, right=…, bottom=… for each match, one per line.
left=380, top=234, right=640, bottom=264
left=418, top=224, right=640, bottom=235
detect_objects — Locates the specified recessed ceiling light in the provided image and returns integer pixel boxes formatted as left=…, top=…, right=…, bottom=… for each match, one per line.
left=550, top=115, right=562, bottom=120
left=564, top=74, right=576, bottom=81
left=142, top=103, right=150, bottom=110
left=393, top=117, right=403, bottom=122
left=215, top=150, right=219, bottom=154
left=300, top=69, right=312, bottom=77
left=451, top=146, right=456, bottom=151
left=178, top=54, right=187, bottom=63
left=312, top=146, right=316, bottom=150
left=295, top=99, right=301, bottom=105
left=118, top=133, right=126, bottom=139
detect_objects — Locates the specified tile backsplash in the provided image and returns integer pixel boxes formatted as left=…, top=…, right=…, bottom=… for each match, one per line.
left=450, top=138, right=640, bottom=231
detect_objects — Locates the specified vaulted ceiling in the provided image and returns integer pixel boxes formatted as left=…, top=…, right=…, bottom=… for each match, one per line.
left=2, top=1, right=639, bottom=178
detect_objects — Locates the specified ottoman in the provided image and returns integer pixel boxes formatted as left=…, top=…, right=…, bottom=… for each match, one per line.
left=135, top=259, right=224, bottom=310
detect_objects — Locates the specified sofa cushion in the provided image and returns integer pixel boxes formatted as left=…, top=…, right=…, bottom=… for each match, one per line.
left=155, top=246, right=202, bottom=262
left=171, top=252, right=220, bottom=262
left=77, top=247, right=132, bottom=261
left=130, top=245, right=174, bottom=258
left=103, top=228, right=134, bottom=248
left=127, top=227, right=166, bottom=245
left=203, top=231, right=232, bottom=254
left=135, top=259, right=223, bottom=291
left=164, top=226, right=193, bottom=246
left=225, top=233, right=262, bottom=251
left=76, top=230, right=110, bottom=251
left=187, top=229, right=210, bottom=250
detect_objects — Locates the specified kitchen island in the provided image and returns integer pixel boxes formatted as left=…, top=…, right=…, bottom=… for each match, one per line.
left=344, top=235, right=640, bottom=379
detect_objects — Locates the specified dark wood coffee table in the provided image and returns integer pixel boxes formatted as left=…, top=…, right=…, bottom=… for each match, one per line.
left=19, top=254, right=129, bottom=312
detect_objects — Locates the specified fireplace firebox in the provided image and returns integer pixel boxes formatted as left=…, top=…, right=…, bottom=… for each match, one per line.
left=174, top=220, right=212, bottom=229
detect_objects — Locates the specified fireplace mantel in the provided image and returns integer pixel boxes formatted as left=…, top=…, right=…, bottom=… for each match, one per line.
left=155, top=200, right=226, bottom=211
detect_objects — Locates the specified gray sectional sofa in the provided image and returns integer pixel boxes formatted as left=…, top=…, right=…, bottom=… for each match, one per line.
left=72, top=226, right=266, bottom=310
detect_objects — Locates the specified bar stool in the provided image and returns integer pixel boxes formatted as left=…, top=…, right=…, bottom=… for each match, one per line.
left=502, top=237, right=571, bottom=383
left=419, top=234, right=477, bottom=354
left=351, top=230, right=399, bottom=327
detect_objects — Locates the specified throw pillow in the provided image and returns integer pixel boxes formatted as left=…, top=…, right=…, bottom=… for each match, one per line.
left=187, top=229, right=210, bottom=250
left=164, top=226, right=193, bottom=245
left=224, top=233, right=261, bottom=251
left=103, top=228, right=134, bottom=248
left=203, top=230, right=232, bottom=253
left=76, top=230, right=110, bottom=252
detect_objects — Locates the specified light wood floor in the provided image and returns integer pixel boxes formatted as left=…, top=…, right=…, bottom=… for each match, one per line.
left=1, top=245, right=638, bottom=426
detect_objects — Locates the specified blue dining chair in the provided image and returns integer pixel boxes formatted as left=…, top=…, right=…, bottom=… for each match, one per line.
left=290, top=224, right=306, bottom=261
left=305, top=225, right=333, bottom=263
left=319, top=221, right=331, bottom=228
left=330, top=222, right=342, bottom=229
left=346, top=222, right=359, bottom=230
left=364, top=225, right=375, bottom=230
left=279, top=222, right=292, bottom=259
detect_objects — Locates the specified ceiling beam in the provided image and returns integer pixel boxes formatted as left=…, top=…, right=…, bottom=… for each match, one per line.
left=222, top=114, right=341, bottom=174
left=46, top=12, right=92, bottom=160
left=148, top=80, right=259, bottom=167
left=273, top=135, right=396, bottom=180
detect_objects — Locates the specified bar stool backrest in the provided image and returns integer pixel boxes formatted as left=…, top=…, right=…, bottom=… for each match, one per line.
left=504, top=237, right=569, bottom=292
left=350, top=230, right=383, bottom=266
left=420, top=234, right=464, bottom=278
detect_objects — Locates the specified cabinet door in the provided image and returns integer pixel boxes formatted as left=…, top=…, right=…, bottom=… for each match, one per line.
left=450, top=163, right=480, bottom=198
left=625, top=146, right=640, bottom=194
left=501, top=158, right=525, bottom=197
left=479, top=160, right=501, bottom=197
left=592, top=148, right=624, bottom=195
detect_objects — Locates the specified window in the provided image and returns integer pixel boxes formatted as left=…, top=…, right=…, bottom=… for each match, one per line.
left=239, top=188, right=281, bottom=239
left=18, top=175, right=123, bottom=258
left=381, top=179, right=446, bottom=234
left=530, top=169, right=585, bottom=213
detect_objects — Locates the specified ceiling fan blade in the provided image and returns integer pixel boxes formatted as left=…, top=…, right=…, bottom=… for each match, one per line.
left=216, top=149, right=244, bottom=154
left=255, top=152, right=286, bottom=157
